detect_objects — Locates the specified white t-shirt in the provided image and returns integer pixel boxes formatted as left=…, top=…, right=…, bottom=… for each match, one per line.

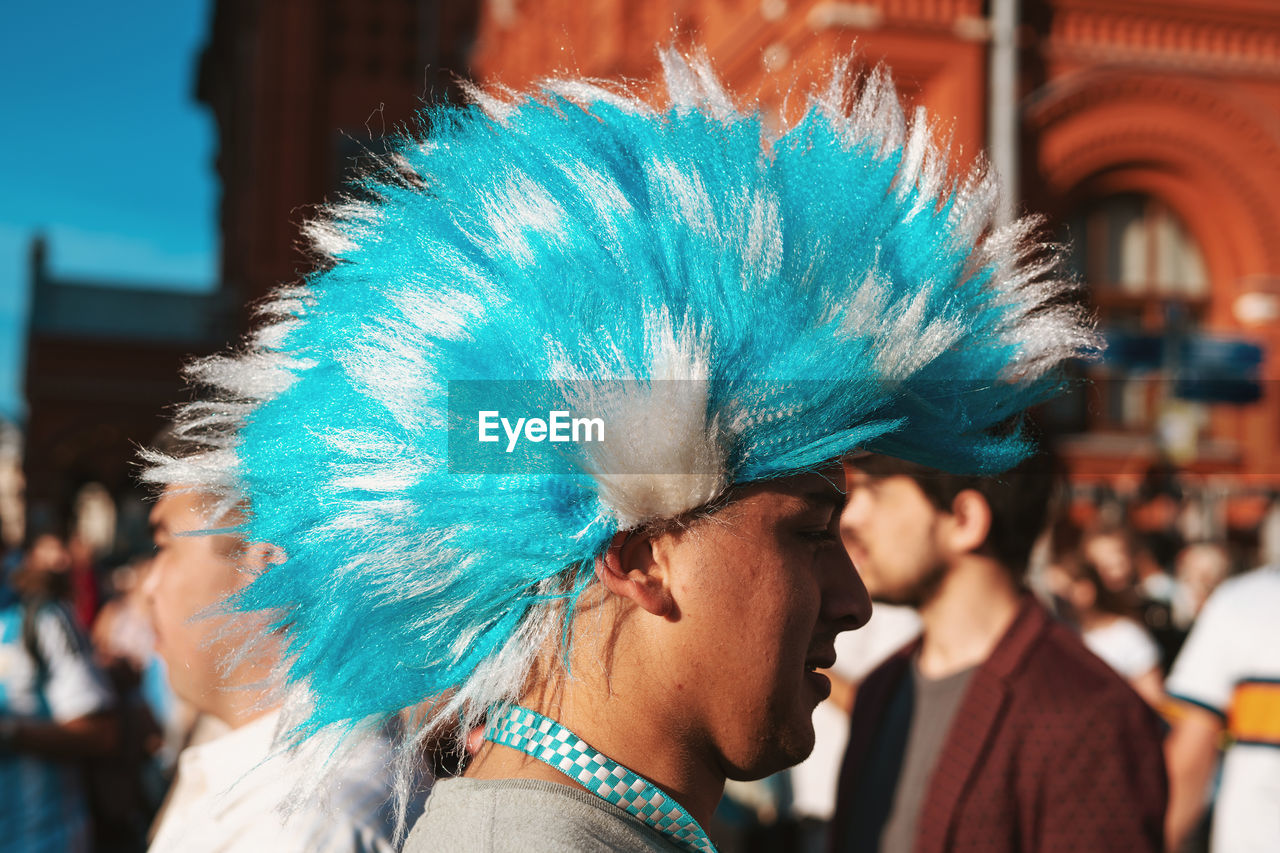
left=1083, top=616, right=1160, bottom=680
left=789, top=604, right=921, bottom=820
left=149, top=710, right=420, bottom=853
left=0, top=600, right=113, bottom=853
left=1167, top=566, right=1280, bottom=853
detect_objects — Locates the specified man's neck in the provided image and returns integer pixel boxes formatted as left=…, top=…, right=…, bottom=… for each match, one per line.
left=467, top=651, right=724, bottom=827
left=915, top=555, right=1022, bottom=680
left=204, top=665, right=283, bottom=730
left=216, top=701, right=280, bottom=731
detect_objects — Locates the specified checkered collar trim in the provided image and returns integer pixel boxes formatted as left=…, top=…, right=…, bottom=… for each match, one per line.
left=486, top=705, right=717, bottom=853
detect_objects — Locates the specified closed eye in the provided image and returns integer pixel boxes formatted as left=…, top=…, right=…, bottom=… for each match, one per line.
left=796, top=506, right=841, bottom=543
left=799, top=527, right=841, bottom=544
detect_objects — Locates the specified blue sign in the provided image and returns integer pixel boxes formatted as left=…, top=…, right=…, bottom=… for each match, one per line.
left=1174, top=337, right=1264, bottom=404
left=1100, top=329, right=1264, bottom=405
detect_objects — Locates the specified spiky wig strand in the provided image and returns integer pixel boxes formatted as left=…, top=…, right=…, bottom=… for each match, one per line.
left=143, top=50, right=1098, bottom=830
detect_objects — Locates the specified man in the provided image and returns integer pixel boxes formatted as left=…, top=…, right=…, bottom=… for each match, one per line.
left=429, top=469, right=870, bottom=849
left=143, top=51, right=1097, bottom=850
left=831, top=453, right=1167, bottom=852
left=144, top=487, right=416, bottom=852
left=0, top=546, right=116, bottom=853
left=1164, top=564, right=1280, bottom=852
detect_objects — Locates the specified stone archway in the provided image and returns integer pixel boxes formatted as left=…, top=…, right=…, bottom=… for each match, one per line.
left=1025, top=69, right=1280, bottom=480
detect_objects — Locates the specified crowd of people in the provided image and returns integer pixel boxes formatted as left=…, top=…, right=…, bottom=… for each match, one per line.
left=1, top=503, right=415, bottom=853
left=713, top=462, right=1274, bottom=853
left=2, top=451, right=1272, bottom=852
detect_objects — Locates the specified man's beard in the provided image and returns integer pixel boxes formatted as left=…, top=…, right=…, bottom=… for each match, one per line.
left=870, top=558, right=948, bottom=609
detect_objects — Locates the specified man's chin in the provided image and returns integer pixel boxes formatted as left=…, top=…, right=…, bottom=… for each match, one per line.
left=724, top=723, right=816, bottom=781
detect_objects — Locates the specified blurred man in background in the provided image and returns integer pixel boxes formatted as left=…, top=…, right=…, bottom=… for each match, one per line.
left=0, top=540, right=117, bottom=853
left=144, top=486, right=415, bottom=853
left=1164, top=563, right=1280, bottom=852
left=830, top=452, right=1167, bottom=852
left=1169, top=543, right=1229, bottom=634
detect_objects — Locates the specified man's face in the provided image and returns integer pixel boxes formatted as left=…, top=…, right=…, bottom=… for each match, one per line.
left=1176, top=545, right=1227, bottom=610
left=143, top=489, right=251, bottom=712
left=659, top=469, right=871, bottom=780
left=840, top=462, right=949, bottom=608
left=27, top=534, right=71, bottom=574
left=1083, top=533, right=1134, bottom=593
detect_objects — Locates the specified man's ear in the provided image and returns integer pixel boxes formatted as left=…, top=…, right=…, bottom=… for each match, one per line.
left=944, top=489, right=992, bottom=557
left=596, top=530, right=675, bottom=618
left=238, top=542, right=287, bottom=579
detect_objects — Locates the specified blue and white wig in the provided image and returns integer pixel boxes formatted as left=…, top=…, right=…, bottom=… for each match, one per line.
left=144, top=51, right=1097, bottom=821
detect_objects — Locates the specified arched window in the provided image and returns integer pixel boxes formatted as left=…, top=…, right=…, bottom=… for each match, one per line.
left=1061, top=195, right=1209, bottom=432
left=1067, top=194, right=1208, bottom=306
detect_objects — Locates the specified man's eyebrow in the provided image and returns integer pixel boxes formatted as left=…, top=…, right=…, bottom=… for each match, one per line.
left=798, top=489, right=847, bottom=509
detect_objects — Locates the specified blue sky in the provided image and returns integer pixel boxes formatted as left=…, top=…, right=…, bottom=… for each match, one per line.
left=0, top=0, right=217, bottom=422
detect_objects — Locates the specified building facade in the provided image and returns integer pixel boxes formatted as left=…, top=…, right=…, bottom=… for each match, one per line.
left=467, top=0, right=1280, bottom=492
left=196, top=0, right=480, bottom=328
left=21, top=238, right=231, bottom=554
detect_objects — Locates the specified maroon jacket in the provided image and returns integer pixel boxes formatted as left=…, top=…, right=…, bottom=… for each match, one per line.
left=829, top=598, right=1167, bottom=853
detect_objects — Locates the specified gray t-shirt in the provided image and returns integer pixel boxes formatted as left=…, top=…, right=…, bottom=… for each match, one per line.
left=878, top=661, right=975, bottom=853
left=404, top=777, right=686, bottom=852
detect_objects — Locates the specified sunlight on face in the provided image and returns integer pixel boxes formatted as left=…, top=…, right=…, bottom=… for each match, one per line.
left=659, top=469, right=871, bottom=779
left=143, top=489, right=253, bottom=712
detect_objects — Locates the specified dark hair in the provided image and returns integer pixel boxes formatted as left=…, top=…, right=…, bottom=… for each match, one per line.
left=851, top=448, right=1060, bottom=579
left=1055, top=547, right=1140, bottom=618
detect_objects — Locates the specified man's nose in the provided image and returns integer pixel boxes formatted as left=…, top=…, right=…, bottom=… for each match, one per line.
left=826, top=548, right=872, bottom=632
left=139, top=561, right=160, bottom=601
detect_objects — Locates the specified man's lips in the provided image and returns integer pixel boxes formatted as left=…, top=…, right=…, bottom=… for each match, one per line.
left=804, top=668, right=832, bottom=700
left=804, top=645, right=836, bottom=701
left=805, top=655, right=836, bottom=672
left=805, top=643, right=837, bottom=673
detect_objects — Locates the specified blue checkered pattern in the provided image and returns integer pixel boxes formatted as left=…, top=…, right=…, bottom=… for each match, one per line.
left=487, top=706, right=717, bottom=853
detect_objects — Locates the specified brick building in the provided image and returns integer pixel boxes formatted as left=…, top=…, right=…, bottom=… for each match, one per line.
left=468, top=0, right=1280, bottom=492
left=196, top=0, right=480, bottom=328
left=21, top=237, right=232, bottom=553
